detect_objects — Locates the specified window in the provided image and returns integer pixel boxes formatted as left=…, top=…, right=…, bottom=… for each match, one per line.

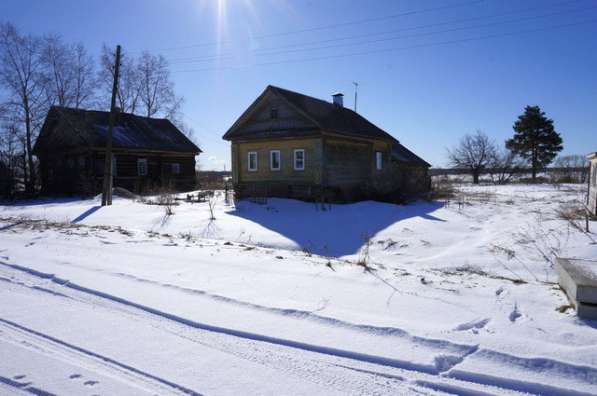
left=376, top=151, right=383, bottom=170
left=137, top=158, right=148, bottom=176
left=248, top=151, right=258, bottom=172
left=171, top=163, right=181, bottom=175
left=112, top=155, right=117, bottom=176
left=294, top=149, right=305, bottom=170
left=270, top=150, right=281, bottom=171
left=593, top=163, right=597, bottom=186
left=270, top=106, right=278, bottom=119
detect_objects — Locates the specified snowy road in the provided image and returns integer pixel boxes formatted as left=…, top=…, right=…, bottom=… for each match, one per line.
left=0, top=260, right=535, bottom=396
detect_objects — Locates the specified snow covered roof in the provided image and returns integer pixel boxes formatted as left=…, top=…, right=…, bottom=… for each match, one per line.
left=33, top=107, right=201, bottom=155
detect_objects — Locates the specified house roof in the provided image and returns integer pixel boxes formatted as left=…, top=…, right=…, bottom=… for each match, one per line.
left=33, top=106, right=201, bottom=155
left=223, top=85, right=430, bottom=167
left=224, top=85, right=396, bottom=142
left=392, top=142, right=431, bottom=167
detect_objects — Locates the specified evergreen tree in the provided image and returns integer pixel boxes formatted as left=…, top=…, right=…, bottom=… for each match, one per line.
left=506, top=105, right=563, bottom=182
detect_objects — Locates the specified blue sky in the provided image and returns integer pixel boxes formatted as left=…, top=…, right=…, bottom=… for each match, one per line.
left=2, top=0, right=596, bottom=170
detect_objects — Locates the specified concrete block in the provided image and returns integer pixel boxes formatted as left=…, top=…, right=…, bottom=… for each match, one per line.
left=556, top=258, right=597, bottom=319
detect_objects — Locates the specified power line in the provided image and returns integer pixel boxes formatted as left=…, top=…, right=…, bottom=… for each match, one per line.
left=150, top=0, right=484, bottom=53
left=173, top=18, right=596, bottom=73
left=168, top=4, right=596, bottom=65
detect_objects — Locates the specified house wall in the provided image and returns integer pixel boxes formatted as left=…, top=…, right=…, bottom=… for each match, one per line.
left=322, top=137, right=371, bottom=187
left=234, top=138, right=322, bottom=183
left=589, top=158, right=597, bottom=216
left=40, top=149, right=196, bottom=195
left=232, top=138, right=322, bottom=198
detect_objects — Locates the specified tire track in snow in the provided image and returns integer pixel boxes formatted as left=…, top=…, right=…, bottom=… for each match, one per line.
left=0, top=318, right=202, bottom=396
left=0, top=261, right=449, bottom=375
left=0, top=266, right=446, bottom=395
left=108, top=271, right=475, bottom=354
left=2, top=260, right=596, bottom=396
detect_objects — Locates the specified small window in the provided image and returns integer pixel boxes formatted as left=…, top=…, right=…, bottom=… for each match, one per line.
left=294, top=149, right=305, bottom=170
left=171, top=163, right=180, bottom=175
left=137, top=158, right=148, bottom=176
left=375, top=151, right=383, bottom=170
left=112, top=155, right=117, bottom=176
left=270, top=150, right=281, bottom=171
left=248, top=151, right=258, bottom=172
left=270, top=106, right=278, bottom=119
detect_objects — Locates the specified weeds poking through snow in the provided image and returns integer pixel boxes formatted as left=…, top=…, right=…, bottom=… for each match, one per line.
left=356, top=233, right=373, bottom=270
left=207, top=195, right=217, bottom=221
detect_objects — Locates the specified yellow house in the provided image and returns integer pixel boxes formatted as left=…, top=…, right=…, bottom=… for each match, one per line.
left=223, top=85, right=430, bottom=202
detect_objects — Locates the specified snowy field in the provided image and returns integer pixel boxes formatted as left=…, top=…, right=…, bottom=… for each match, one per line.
left=0, top=184, right=596, bottom=395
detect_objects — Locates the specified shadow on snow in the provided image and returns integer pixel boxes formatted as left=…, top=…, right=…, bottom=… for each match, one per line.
left=72, top=205, right=101, bottom=223
left=229, top=199, right=445, bottom=257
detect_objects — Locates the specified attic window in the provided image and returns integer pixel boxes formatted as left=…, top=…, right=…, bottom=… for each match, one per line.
left=270, top=106, right=278, bottom=119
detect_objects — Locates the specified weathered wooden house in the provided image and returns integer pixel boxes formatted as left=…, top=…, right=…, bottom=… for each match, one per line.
left=33, top=106, right=201, bottom=195
left=223, top=85, right=430, bottom=202
left=588, top=152, right=597, bottom=216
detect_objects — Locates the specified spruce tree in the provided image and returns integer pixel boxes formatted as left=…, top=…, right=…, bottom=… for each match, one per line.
left=506, top=105, right=563, bottom=182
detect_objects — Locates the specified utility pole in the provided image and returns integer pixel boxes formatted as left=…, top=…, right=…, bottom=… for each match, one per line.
left=353, top=82, right=359, bottom=112
left=101, top=45, right=121, bottom=206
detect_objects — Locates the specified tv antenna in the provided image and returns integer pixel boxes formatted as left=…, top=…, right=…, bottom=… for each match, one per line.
left=352, top=82, right=359, bottom=112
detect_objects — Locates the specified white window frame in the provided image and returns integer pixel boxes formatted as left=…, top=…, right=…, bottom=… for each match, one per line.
left=294, top=149, right=305, bottom=171
left=270, top=150, right=281, bottom=171
left=247, top=151, right=258, bottom=172
left=137, top=158, right=148, bottom=176
left=171, top=163, right=181, bottom=175
left=375, top=151, right=383, bottom=170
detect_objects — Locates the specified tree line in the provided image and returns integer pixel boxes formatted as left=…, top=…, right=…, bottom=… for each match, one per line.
left=0, top=22, right=192, bottom=197
left=446, top=105, right=576, bottom=184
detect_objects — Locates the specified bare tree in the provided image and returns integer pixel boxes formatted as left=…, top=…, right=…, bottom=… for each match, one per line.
left=553, top=154, right=588, bottom=183
left=447, top=130, right=496, bottom=184
left=137, top=51, right=182, bottom=118
left=71, top=43, right=96, bottom=108
left=40, top=37, right=97, bottom=109
left=488, top=148, right=523, bottom=185
left=99, top=45, right=140, bottom=113
left=99, top=47, right=183, bottom=120
left=39, top=35, right=71, bottom=107
left=0, top=120, right=22, bottom=195
left=0, top=22, right=46, bottom=193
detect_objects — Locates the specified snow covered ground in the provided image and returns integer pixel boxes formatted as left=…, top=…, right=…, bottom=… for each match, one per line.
left=0, top=184, right=596, bottom=395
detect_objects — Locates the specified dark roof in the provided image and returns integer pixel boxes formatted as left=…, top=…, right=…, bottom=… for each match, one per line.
left=33, top=107, right=201, bottom=155
left=392, top=142, right=431, bottom=167
left=224, top=85, right=430, bottom=167
left=224, top=85, right=395, bottom=141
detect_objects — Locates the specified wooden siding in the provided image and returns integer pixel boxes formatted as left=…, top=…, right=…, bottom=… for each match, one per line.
left=232, top=92, right=317, bottom=137
left=589, top=160, right=597, bottom=216
left=233, top=138, right=323, bottom=185
left=323, top=137, right=371, bottom=187
left=40, top=148, right=196, bottom=195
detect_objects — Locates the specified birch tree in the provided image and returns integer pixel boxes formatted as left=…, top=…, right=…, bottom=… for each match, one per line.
left=0, top=22, right=46, bottom=193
